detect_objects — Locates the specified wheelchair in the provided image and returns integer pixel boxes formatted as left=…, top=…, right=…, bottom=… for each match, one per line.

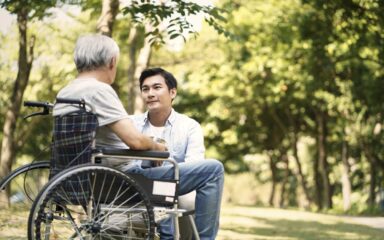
left=1, top=98, right=199, bottom=240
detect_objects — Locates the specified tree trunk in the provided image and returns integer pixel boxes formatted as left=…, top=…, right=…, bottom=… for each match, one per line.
left=316, top=110, right=332, bottom=209
left=126, top=27, right=139, bottom=114
left=291, top=130, right=312, bottom=207
left=97, top=0, right=119, bottom=37
left=268, top=153, right=277, bottom=207
left=97, top=0, right=119, bottom=93
left=126, top=25, right=153, bottom=114
left=279, top=153, right=289, bottom=208
left=313, top=151, right=323, bottom=210
left=341, top=139, right=352, bottom=211
left=284, top=108, right=311, bottom=207
left=369, top=162, right=377, bottom=207
left=133, top=33, right=152, bottom=114
left=363, top=143, right=377, bottom=207
left=313, top=113, right=322, bottom=210
left=0, top=7, right=34, bottom=206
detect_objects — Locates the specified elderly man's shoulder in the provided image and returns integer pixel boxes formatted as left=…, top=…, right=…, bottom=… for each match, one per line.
left=129, top=112, right=145, bottom=120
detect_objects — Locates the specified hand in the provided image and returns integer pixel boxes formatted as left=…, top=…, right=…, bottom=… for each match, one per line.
left=154, top=142, right=167, bottom=152
left=152, top=140, right=167, bottom=167
left=152, top=160, right=164, bottom=167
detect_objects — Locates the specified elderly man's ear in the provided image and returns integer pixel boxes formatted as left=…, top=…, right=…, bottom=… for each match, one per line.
left=109, top=57, right=118, bottom=69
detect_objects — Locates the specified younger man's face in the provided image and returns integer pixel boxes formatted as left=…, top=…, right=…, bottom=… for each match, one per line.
left=140, top=74, right=176, bottom=112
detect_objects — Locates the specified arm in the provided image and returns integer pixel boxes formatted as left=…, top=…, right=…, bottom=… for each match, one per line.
left=90, top=87, right=165, bottom=151
left=108, top=118, right=166, bottom=151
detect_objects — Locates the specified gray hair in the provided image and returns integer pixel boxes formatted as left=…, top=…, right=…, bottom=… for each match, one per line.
left=74, top=34, right=120, bottom=73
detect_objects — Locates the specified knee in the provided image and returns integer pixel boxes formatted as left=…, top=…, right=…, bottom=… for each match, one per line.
left=205, top=159, right=224, bottom=175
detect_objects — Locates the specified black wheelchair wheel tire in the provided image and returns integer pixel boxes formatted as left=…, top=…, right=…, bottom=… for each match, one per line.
left=28, top=164, right=155, bottom=240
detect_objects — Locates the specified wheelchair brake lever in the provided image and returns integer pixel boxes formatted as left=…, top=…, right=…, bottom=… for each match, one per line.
left=23, top=107, right=50, bottom=120
left=24, top=111, right=44, bottom=120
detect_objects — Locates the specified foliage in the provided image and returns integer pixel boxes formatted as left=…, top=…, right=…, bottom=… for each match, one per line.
left=156, top=0, right=384, bottom=211
left=0, top=6, right=95, bottom=162
left=0, top=0, right=57, bottom=18
left=121, top=0, right=229, bottom=44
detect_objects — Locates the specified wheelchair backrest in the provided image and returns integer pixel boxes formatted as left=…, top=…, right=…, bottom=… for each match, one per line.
left=50, top=99, right=98, bottom=205
left=50, top=110, right=98, bottom=178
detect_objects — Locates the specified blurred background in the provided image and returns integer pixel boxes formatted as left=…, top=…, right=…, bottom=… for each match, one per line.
left=0, top=0, right=383, bottom=226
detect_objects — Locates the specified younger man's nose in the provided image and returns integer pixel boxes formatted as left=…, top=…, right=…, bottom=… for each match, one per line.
left=148, top=88, right=156, bottom=97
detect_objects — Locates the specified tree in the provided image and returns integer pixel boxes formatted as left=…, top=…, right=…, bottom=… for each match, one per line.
left=93, top=0, right=228, bottom=112
left=97, top=0, right=119, bottom=37
left=161, top=0, right=384, bottom=212
left=0, top=0, right=58, bottom=206
left=119, top=0, right=228, bottom=113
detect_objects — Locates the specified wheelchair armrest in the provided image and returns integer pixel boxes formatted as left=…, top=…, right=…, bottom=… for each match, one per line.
left=95, top=148, right=179, bottom=182
left=98, top=148, right=170, bottom=159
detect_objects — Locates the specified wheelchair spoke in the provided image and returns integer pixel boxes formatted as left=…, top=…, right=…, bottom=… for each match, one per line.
left=95, top=172, right=109, bottom=209
left=62, top=205, right=85, bottom=239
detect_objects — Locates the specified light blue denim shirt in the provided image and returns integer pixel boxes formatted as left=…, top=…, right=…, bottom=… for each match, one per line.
left=129, top=109, right=205, bottom=163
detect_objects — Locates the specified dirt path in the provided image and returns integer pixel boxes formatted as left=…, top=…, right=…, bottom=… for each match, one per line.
left=219, top=206, right=384, bottom=240
left=342, top=216, right=384, bottom=230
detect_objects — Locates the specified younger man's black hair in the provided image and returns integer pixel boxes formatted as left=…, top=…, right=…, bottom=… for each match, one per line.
left=139, top=68, right=177, bottom=90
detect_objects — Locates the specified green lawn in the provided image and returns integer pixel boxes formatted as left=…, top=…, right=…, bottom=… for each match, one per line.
left=1, top=205, right=383, bottom=239
left=218, top=205, right=384, bottom=240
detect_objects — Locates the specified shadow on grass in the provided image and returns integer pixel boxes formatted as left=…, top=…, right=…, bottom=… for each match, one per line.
left=220, top=211, right=384, bottom=240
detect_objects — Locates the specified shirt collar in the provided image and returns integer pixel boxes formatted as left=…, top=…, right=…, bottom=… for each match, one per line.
left=142, top=108, right=176, bottom=126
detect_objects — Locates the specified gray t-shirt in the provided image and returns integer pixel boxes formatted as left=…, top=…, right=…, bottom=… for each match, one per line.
left=53, top=77, right=129, bottom=149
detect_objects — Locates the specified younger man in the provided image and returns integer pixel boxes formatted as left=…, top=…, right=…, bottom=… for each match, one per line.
left=130, top=68, right=206, bottom=239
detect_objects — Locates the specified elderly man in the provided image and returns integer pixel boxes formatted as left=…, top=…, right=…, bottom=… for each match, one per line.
left=54, top=34, right=224, bottom=240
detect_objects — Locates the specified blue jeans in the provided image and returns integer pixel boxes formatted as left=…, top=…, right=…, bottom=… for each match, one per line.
left=126, top=159, right=224, bottom=240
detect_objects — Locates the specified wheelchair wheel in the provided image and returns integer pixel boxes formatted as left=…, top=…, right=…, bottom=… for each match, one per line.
left=28, top=164, right=155, bottom=240
left=0, top=161, right=50, bottom=239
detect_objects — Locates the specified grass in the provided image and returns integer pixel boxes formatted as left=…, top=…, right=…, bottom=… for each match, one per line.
left=217, top=205, right=384, bottom=240
left=0, top=207, right=29, bottom=240
left=1, top=205, right=383, bottom=239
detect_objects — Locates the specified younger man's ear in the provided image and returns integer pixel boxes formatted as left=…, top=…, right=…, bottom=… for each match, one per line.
left=170, top=88, right=177, bottom=99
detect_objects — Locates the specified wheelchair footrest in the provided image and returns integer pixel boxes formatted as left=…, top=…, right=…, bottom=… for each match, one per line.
left=154, top=207, right=195, bottom=217
left=152, top=207, right=195, bottom=223
left=180, top=209, right=195, bottom=216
